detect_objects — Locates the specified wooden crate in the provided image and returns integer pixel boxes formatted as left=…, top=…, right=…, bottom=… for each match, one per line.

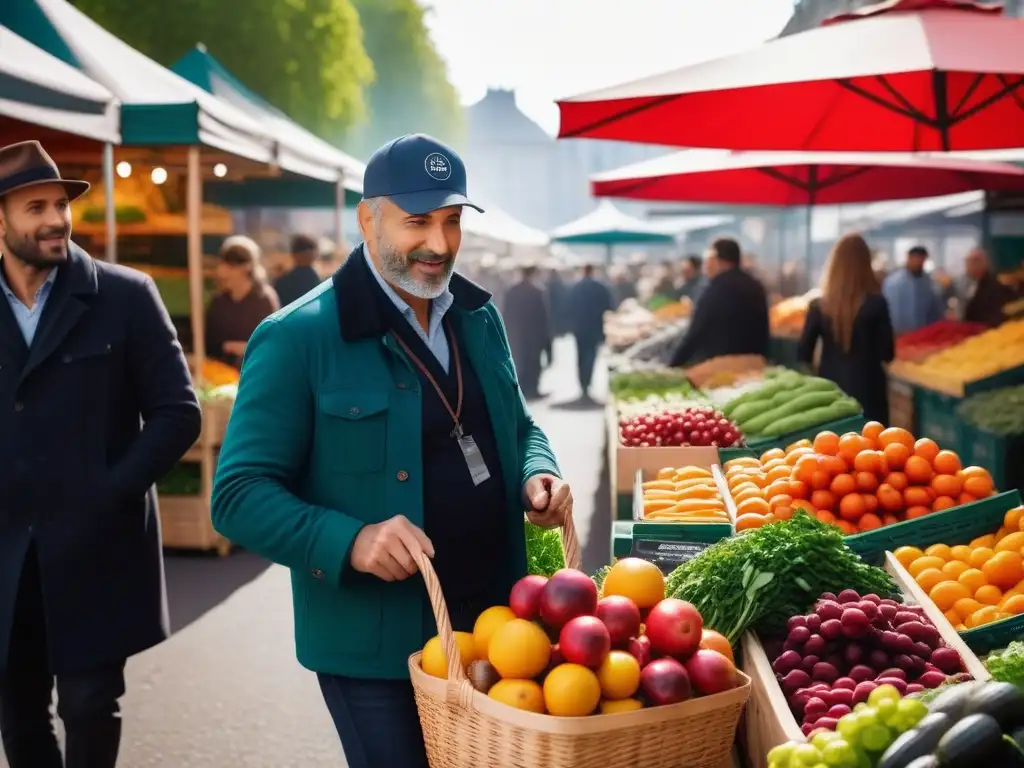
left=159, top=493, right=232, bottom=557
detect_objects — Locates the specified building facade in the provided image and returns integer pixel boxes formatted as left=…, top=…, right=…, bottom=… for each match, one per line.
left=780, top=0, right=1021, bottom=35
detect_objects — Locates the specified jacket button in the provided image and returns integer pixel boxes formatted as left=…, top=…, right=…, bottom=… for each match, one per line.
left=13, top=402, right=24, bottom=412
left=349, top=407, right=360, bottom=416
left=311, top=568, right=324, bottom=580
left=62, top=353, right=72, bottom=363
left=396, top=470, right=409, bottom=482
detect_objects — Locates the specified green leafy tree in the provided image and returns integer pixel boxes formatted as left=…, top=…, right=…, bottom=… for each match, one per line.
left=347, top=0, right=464, bottom=155
left=69, top=0, right=373, bottom=136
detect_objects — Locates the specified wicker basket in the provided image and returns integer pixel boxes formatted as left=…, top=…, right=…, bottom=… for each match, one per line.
left=408, top=513, right=751, bottom=768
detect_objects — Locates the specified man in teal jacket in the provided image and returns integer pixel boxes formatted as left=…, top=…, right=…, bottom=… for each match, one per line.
left=211, top=135, right=572, bottom=768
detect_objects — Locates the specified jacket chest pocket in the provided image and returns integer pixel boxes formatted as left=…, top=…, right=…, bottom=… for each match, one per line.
left=316, top=390, right=389, bottom=474
left=60, top=338, right=121, bottom=385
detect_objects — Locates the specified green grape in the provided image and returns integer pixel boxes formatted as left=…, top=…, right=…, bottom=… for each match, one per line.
left=790, top=743, right=824, bottom=766
left=853, top=702, right=869, bottom=712
left=767, top=743, right=796, bottom=764
left=895, top=697, right=928, bottom=727
left=851, top=749, right=873, bottom=768
left=874, top=697, right=898, bottom=723
left=859, top=723, right=893, bottom=752
left=853, top=708, right=879, bottom=730
left=812, top=730, right=842, bottom=750
left=821, top=739, right=857, bottom=767
left=868, top=684, right=901, bottom=707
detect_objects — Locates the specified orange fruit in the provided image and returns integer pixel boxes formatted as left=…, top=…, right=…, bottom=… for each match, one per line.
left=876, top=484, right=904, bottom=513
left=816, top=509, right=837, bottom=525
left=931, top=474, right=963, bottom=498
left=959, top=568, right=988, bottom=592
left=944, top=608, right=962, bottom=626
left=488, top=679, right=546, bottom=713
left=969, top=547, right=995, bottom=569
left=813, top=431, right=840, bottom=456
left=1001, top=595, right=1024, bottom=615
left=925, top=543, right=953, bottom=560
left=933, top=496, right=957, bottom=512
left=838, top=493, right=866, bottom=522
left=858, top=513, right=883, bottom=532
left=1006, top=507, right=1024, bottom=531
left=915, top=568, right=946, bottom=593
left=765, top=468, right=792, bottom=486
left=836, top=520, right=857, bottom=535
left=975, top=585, right=1004, bottom=606
left=473, top=606, right=517, bottom=659
left=962, top=465, right=992, bottom=481
left=958, top=492, right=978, bottom=506
left=733, top=487, right=766, bottom=505
left=953, top=597, right=984, bottom=618
left=787, top=438, right=813, bottom=452
left=421, top=632, right=477, bottom=679
left=929, top=581, right=971, bottom=611
left=856, top=472, right=880, bottom=493
left=853, top=450, right=885, bottom=474
left=810, top=489, right=836, bottom=512
left=774, top=506, right=795, bottom=521
left=950, top=545, right=972, bottom=562
left=596, top=650, right=642, bottom=701
left=914, top=438, right=940, bottom=463
left=996, top=526, right=1012, bottom=542
left=543, top=663, right=602, bottom=717
left=862, top=420, right=885, bottom=445
left=735, top=513, right=767, bottom=532
left=904, top=456, right=934, bottom=486
left=904, top=486, right=932, bottom=508
left=879, top=427, right=915, bottom=450
left=933, top=450, right=962, bottom=475
left=786, top=447, right=814, bottom=466
left=906, top=506, right=932, bottom=519
left=886, top=471, right=910, bottom=492
left=963, top=474, right=994, bottom=499
left=862, top=493, right=879, bottom=515
left=699, top=629, right=735, bottom=663
left=883, top=443, right=911, bottom=471
left=983, top=551, right=1024, bottom=590
left=996, top=531, right=1024, bottom=553
left=789, top=480, right=810, bottom=500
left=791, top=499, right=816, bottom=515
left=942, top=560, right=970, bottom=579
left=830, top=473, right=857, bottom=497
left=908, top=556, right=947, bottom=577
left=967, top=605, right=1001, bottom=628
left=602, top=558, right=666, bottom=609
left=761, top=448, right=785, bottom=463
left=737, top=497, right=771, bottom=517
left=971, top=534, right=997, bottom=549
left=769, top=493, right=794, bottom=510
left=600, top=698, right=644, bottom=714
left=894, top=546, right=925, bottom=568
left=810, top=470, right=832, bottom=491
left=488, top=620, right=551, bottom=679
left=819, top=455, right=848, bottom=477
left=763, top=479, right=791, bottom=498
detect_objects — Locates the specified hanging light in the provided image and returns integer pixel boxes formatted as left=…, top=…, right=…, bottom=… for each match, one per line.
left=115, top=161, right=132, bottom=178
left=213, top=163, right=228, bottom=178
left=151, top=167, right=168, bottom=185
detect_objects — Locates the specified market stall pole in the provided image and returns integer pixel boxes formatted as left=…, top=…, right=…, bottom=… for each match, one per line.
left=335, top=172, right=346, bottom=256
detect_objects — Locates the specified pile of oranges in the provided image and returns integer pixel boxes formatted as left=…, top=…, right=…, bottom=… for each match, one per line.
left=722, top=421, right=997, bottom=534
left=894, top=506, right=1024, bottom=631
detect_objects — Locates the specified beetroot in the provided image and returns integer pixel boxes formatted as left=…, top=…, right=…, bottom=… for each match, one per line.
left=905, top=683, right=925, bottom=694
left=917, top=671, right=948, bottom=689
left=837, top=589, right=861, bottom=604
left=849, top=665, right=875, bottom=683
left=804, top=697, right=827, bottom=720
left=781, top=669, right=811, bottom=693
left=833, top=677, right=856, bottom=690
left=930, top=647, right=963, bottom=674
left=788, top=626, right=811, bottom=645
left=806, top=614, right=822, bottom=632
left=786, top=615, right=808, bottom=632
left=816, top=601, right=843, bottom=622
left=801, top=655, right=821, bottom=674
left=875, top=676, right=908, bottom=695
left=826, top=704, right=851, bottom=719
left=804, top=635, right=827, bottom=656
left=820, top=619, right=843, bottom=640
left=893, top=611, right=920, bottom=627
left=772, top=650, right=802, bottom=675
left=852, top=681, right=876, bottom=703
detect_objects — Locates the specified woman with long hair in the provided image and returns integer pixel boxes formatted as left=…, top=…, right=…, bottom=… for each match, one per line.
left=797, top=232, right=895, bottom=423
left=205, top=235, right=280, bottom=369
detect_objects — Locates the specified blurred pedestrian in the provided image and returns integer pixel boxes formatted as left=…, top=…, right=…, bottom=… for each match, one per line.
left=567, top=263, right=614, bottom=401
left=0, top=141, right=201, bottom=768
left=504, top=264, right=552, bottom=399
left=882, top=245, right=944, bottom=336
left=961, top=247, right=1014, bottom=327
left=674, top=254, right=706, bottom=302
left=545, top=264, right=570, bottom=337
left=275, top=233, right=324, bottom=307
left=797, top=233, right=894, bottom=423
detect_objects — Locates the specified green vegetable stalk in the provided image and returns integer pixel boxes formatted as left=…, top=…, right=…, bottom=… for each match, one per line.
left=524, top=520, right=566, bottom=577
left=984, top=641, right=1024, bottom=688
left=665, top=512, right=896, bottom=644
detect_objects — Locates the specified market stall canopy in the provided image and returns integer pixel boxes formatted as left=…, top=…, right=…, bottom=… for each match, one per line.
left=557, top=0, right=1024, bottom=152
left=0, top=24, right=119, bottom=143
left=839, top=190, right=984, bottom=231
left=462, top=205, right=550, bottom=247
left=172, top=45, right=363, bottom=190
left=550, top=201, right=678, bottom=245
left=1, top=0, right=274, bottom=162
left=590, top=149, right=1024, bottom=206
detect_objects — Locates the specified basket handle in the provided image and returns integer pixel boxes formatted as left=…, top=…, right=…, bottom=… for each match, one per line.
left=414, top=508, right=582, bottom=708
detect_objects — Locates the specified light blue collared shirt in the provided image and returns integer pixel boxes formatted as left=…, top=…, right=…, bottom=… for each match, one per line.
left=0, top=256, right=58, bottom=346
left=362, top=244, right=454, bottom=372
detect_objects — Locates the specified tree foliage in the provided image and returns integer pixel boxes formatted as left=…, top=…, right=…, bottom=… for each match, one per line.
left=346, top=0, right=464, bottom=156
left=69, top=0, right=373, bottom=136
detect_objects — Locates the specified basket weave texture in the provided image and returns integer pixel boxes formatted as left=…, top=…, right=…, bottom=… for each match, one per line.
left=408, top=512, right=751, bottom=768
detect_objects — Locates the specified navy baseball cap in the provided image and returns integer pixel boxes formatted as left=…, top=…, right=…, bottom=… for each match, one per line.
left=362, top=134, right=484, bottom=215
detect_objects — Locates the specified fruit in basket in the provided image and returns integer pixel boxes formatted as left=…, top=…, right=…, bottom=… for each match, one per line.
left=618, top=406, right=743, bottom=447
left=627, top=635, right=652, bottom=668
left=639, top=657, right=692, bottom=706
left=509, top=574, right=548, bottom=620
left=595, top=596, right=642, bottom=647
left=599, top=698, right=644, bottom=714
left=559, top=616, right=611, bottom=669
left=487, top=678, right=545, bottom=713
left=472, top=606, right=517, bottom=659
left=699, top=629, right=735, bottom=663
left=421, top=632, right=478, bottom=679
left=488, top=619, right=552, bottom=680
left=539, top=569, right=599, bottom=630
left=467, top=659, right=501, bottom=694
left=543, top=663, right=602, bottom=716
left=596, top=650, right=642, bottom=700
left=644, top=598, right=703, bottom=660
left=601, top=558, right=665, bottom=608
left=685, top=649, right=738, bottom=695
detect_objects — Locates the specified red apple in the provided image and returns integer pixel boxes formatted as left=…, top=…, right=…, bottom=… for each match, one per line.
left=640, top=657, right=692, bottom=706
left=628, top=635, right=652, bottom=668
left=685, top=649, right=738, bottom=696
left=539, top=569, right=598, bottom=630
left=559, top=616, right=611, bottom=669
left=645, top=598, right=703, bottom=661
left=509, top=575, right=548, bottom=620
left=596, top=596, right=642, bottom=647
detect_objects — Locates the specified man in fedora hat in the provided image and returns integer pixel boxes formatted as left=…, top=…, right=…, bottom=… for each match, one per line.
left=0, top=141, right=202, bottom=767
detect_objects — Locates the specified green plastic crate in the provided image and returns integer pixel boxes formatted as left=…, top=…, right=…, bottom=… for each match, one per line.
left=960, top=424, right=1024, bottom=495
left=914, top=388, right=964, bottom=452
left=845, top=489, right=1022, bottom=566
left=611, top=520, right=731, bottom=574
left=744, top=414, right=867, bottom=453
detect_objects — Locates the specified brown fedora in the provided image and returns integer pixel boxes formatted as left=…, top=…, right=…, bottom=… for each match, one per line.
left=0, top=140, right=90, bottom=201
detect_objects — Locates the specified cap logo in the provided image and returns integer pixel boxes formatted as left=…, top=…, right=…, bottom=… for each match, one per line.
left=424, top=152, right=452, bottom=181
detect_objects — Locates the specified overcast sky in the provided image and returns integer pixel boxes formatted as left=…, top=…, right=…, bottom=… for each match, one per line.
left=423, top=0, right=795, bottom=134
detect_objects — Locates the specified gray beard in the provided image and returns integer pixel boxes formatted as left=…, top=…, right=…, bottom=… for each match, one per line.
left=377, top=239, right=454, bottom=299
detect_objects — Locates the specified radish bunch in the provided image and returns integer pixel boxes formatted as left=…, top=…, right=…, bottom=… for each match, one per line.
left=769, top=590, right=971, bottom=735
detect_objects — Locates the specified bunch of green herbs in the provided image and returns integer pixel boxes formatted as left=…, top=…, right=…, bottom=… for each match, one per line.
left=985, top=641, right=1024, bottom=688
left=524, top=520, right=565, bottom=577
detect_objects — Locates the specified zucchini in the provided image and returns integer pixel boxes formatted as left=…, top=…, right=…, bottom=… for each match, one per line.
left=964, top=681, right=1024, bottom=731
left=928, top=681, right=985, bottom=721
left=878, top=713, right=951, bottom=768
left=721, top=373, right=803, bottom=417
left=741, top=390, right=842, bottom=436
left=736, top=381, right=839, bottom=426
left=936, top=713, right=1004, bottom=766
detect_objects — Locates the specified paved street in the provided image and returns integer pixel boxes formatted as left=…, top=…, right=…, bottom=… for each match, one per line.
left=1, top=337, right=611, bottom=768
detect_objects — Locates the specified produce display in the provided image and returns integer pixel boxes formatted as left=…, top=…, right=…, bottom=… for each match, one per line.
left=419, top=559, right=742, bottom=716
left=663, top=513, right=896, bottom=643
left=619, top=406, right=744, bottom=448
left=638, top=466, right=729, bottom=524
left=723, top=422, right=996, bottom=536
left=606, top=321, right=688, bottom=368
left=723, top=370, right=861, bottom=440
left=984, top=639, right=1024, bottom=686
left=609, top=369, right=698, bottom=400
left=768, top=590, right=969, bottom=737
left=649, top=298, right=691, bottom=321
left=604, top=300, right=675, bottom=351
left=901, top=318, right=1024, bottom=385
left=770, top=292, right=816, bottom=338
left=955, top=384, right=1024, bottom=436
left=895, top=321, right=988, bottom=363
left=892, top=505, right=1024, bottom=632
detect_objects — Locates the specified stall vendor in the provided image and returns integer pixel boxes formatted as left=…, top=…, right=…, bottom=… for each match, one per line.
left=205, top=235, right=280, bottom=368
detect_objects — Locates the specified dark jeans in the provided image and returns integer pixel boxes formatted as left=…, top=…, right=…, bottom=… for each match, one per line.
left=576, top=338, right=599, bottom=393
left=0, top=550, right=125, bottom=768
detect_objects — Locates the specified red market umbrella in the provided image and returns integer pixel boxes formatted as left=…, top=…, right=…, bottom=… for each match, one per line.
left=589, top=149, right=1024, bottom=205
left=558, top=0, right=1024, bottom=152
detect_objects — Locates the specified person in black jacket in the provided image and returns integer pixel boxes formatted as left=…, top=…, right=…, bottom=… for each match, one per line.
left=274, top=233, right=324, bottom=307
left=567, top=263, right=614, bottom=401
left=669, top=237, right=769, bottom=367
left=962, top=247, right=1014, bottom=328
left=797, top=232, right=895, bottom=423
